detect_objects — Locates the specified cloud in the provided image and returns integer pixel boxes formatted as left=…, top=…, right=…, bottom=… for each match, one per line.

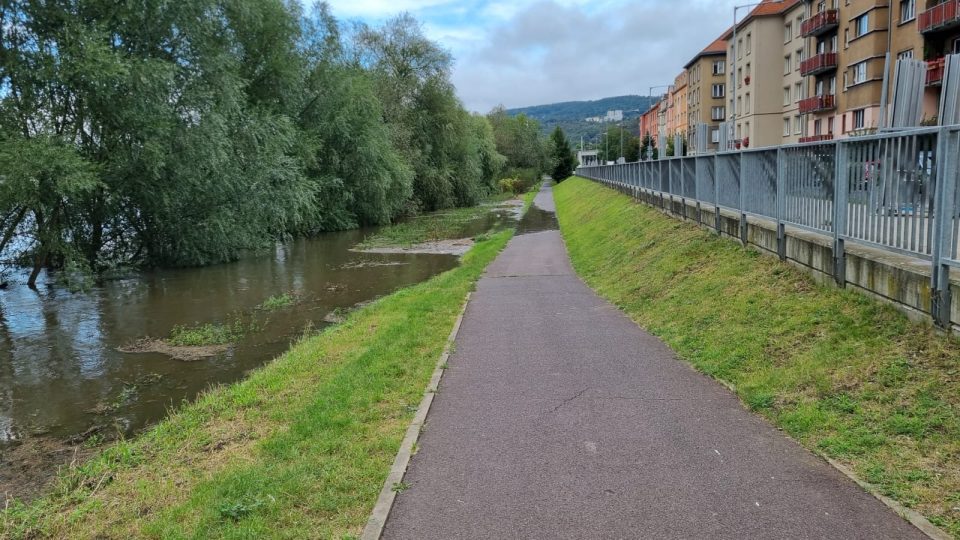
left=317, top=0, right=731, bottom=113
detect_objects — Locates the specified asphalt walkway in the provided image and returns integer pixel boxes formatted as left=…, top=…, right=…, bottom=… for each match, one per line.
left=382, top=183, right=926, bottom=539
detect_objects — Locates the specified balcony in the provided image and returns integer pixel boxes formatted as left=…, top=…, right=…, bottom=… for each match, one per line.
left=799, top=94, right=836, bottom=114
left=799, top=134, right=834, bottom=143
left=800, top=52, right=838, bottom=76
left=927, top=57, right=946, bottom=86
left=801, top=9, right=839, bottom=37
left=919, top=0, right=960, bottom=33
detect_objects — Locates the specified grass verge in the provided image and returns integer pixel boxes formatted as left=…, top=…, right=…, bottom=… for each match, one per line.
left=554, top=177, right=960, bottom=537
left=1, top=230, right=514, bottom=539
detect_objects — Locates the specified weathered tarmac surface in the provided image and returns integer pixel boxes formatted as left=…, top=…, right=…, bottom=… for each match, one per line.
left=383, top=183, right=926, bottom=540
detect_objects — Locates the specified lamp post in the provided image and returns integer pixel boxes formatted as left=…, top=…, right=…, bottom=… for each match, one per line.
left=731, top=0, right=783, bottom=148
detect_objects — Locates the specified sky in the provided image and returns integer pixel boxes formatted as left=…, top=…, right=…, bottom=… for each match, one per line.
left=320, top=0, right=733, bottom=113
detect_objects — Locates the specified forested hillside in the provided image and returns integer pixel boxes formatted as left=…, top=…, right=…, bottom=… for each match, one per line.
left=505, top=95, right=655, bottom=144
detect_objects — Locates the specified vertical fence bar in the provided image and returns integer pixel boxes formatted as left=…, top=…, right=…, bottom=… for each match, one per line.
left=737, top=152, right=748, bottom=245
left=776, top=147, right=786, bottom=261
left=833, top=139, right=849, bottom=287
left=714, top=154, right=722, bottom=234
left=931, top=127, right=958, bottom=327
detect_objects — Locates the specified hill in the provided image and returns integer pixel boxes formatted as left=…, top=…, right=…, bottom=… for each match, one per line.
left=505, top=95, right=657, bottom=146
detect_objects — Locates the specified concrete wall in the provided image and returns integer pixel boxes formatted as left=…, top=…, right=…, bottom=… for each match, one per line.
left=619, top=183, right=960, bottom=333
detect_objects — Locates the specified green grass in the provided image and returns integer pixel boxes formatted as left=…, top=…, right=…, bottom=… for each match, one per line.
left=358, top=189, right=534, bottom=250
left=257, top=293, right=295, bottom=312
left=554, top=177, right=960, bottom=538
left=1, top=230, right=514, bottom=539
left=168, top=321, right=244, bottom=346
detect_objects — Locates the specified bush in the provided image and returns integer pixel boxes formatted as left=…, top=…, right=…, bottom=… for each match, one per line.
left=497, top=177, right=524, bottom=194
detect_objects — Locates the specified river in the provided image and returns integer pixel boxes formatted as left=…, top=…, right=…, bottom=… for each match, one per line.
left=0, top=207, right=516, bottom=500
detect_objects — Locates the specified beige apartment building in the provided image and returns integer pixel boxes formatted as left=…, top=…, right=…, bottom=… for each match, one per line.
left=726, top=0, right=802, bottom=149
left=782, top=1, right=807, bottom=144
left=667, top=71, right=689, bottom=139
left=685, top=34, right=728, bottom=154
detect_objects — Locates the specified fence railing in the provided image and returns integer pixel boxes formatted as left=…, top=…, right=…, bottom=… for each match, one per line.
left=576, top=126, right=960, bottom=328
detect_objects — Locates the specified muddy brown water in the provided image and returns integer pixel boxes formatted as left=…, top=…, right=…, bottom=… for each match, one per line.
left=0, top=208, right=517, bottom=501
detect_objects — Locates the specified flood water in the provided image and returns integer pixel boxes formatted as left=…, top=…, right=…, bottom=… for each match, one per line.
left=0, top=206, right=517, bottom=499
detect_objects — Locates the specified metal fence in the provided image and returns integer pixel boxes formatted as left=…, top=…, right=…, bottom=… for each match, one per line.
left=576, top=126, right=960, bottom=328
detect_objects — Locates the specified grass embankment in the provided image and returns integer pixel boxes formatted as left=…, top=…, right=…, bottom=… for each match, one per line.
left=1, top=230, right=515, bottom=538
left=554, top=177, right=960, bottom=536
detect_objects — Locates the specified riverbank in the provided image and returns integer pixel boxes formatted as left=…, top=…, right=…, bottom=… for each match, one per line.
left=554, top=177, right=960, bottom=537
left=0, top=190, right=532, bottom=536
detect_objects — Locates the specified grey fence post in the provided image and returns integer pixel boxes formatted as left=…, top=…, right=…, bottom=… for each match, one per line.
left=776, top=148, right=787, bottom=261
left=931, top=127, right=958, bottom=328
left=695, top=158, right=702, bottom=226
left=739, top=152, right=748, bottom=245
left=832, top=140, right=848, bottom=288
left=714, top=154, right=722, bottom=234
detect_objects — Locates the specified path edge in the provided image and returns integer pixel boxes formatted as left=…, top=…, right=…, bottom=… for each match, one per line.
left=360, top=292, right=471, bottom=540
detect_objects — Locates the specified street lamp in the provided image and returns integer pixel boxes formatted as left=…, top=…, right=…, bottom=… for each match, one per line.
left=730, top=0, right=783, bottom=147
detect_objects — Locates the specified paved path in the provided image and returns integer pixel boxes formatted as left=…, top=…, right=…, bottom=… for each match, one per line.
left=382, top=184, right=926, bottom=539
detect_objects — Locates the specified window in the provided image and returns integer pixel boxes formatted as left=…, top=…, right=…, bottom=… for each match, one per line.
left=713, top=60, right=725, bottom=75
left=711, top=128, right=720, bottom=143
left=795, top=82, right=803, bottom=102
left=827, top=117, right=835, bottom=134
left=898, top=49, right=914, bottom=61
left=854, top=14, right=868, bottom=38
left=794, top=115, right=802, bottom=135
left=784, top=54, right=791, bottom=74
left=853, top=109, right=865, bottom=129
left=814, top=119, right=822, bottom=136
left=711, top=106, right=726, bottom=120
left=953, top=37, right=960, bottom=54
left=746, top=33, right=752, bottom=54
left=745, top=93, right=751, bottom=114
left=853, top=61, right=867, bottom=84
left=796, top=48, right=803, bottom=70
left=784, top=117, right=792, bottom=136
left=738, top=39, right=743, bottom=59
left=712, top=84, right=725, bottom=98
left=829, top=76, right=836, bottom=94
left=784, top=86, right=791, bottom=106
left=900, top=0, right=915, bottom=22
left=784, top=23, right=793, bottom=43
left=738, top=67, right=743, bottom=87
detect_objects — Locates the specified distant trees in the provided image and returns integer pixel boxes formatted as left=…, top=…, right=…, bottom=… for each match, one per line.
left=549, top=128, right=577, bottom=182
left=487, top=107, right=548, bottom=191
left=598, top=125, right=639, bottom=163
left=0, top=1, right=506, bottom=284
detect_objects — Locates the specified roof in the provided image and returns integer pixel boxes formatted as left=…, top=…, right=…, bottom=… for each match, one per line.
left=721, top=0, right=801, bottom=38
left=683, top=31, right=729, bottom=69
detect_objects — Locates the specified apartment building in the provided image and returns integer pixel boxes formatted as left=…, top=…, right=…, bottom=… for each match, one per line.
left=782, top=1, right=807, bottom=143
left=685, top=34, right=728, bottom=153
left=639, top=102, right=660, bottom=141
left=725, top=0, right=802, bottom=148
left=797, top=0, right=940, bottom=140
left=918, top=0, right=960, bottom=116
left=665, top=72, right=689, bottom=139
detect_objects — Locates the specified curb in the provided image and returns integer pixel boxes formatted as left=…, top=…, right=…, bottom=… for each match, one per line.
left=824, top=457, right=952, bottom=540
left=360, top=292, right=472, bottom=540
